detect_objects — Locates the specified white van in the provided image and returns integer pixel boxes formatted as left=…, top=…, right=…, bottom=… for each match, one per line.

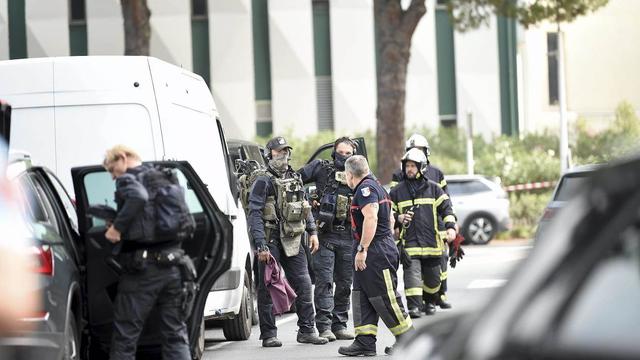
left=0, top=56, right=256, bottom=344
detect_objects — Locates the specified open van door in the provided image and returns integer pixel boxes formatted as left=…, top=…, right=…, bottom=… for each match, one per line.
left=71, top=161, right=233, bottom=359
left=306, top=137, right=368, bottom=164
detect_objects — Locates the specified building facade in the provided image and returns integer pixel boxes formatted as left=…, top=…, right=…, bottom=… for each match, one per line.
left=1, top=0, right=638, bottom=140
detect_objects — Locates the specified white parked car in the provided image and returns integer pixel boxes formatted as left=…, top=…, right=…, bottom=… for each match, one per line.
left=446, top=175, right=511, bottom=245
left=0, top=56, right=256, bottom=352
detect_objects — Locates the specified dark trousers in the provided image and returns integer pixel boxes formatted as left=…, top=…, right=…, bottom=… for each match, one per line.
left=404, top=257, right=441, bottom=311
left=440, top=246, right=449, bottom=297
left=257, top=242, right=316, bottom=339
left=352, top=237, right=412, bottom=349
left=110, top=263, right=190, bottom=360
left=313, top=230, right=353, bottom=332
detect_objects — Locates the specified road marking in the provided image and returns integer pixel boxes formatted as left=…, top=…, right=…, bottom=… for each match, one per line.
left=467, top=279, right=507, bottom=289
left=205, top=313, right=297, bottom=351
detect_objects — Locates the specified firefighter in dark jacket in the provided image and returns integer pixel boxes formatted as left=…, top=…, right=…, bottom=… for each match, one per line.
left=298, top=137, right=356, bottom=342
left=390, top=133, right=454, bottom=310
left=248, top=136, right=329, bottom=348
left=103, top=145, right=190, bottom=360
left=389, top=148, right=457, bottom=318
left=337, top=155, right=413, bottom=357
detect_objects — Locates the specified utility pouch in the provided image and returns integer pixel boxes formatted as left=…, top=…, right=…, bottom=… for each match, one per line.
left=317, top=194, right=336, bottom=231
left=262, top=196, right=278, bottom=222
left=283, top=201, right=305, bottom=222
left=335, top=195, right=350, bottom=221
left=335, top=171, right=348, bottom=185
left=280, top=233, right=303, bottom=257
left=119, top=250, right=148, bottom=273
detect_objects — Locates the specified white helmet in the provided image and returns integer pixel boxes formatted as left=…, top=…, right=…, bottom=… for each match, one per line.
left=401, top=148, right=428, bottom=176
left=405, top=133, right=431, bottom=156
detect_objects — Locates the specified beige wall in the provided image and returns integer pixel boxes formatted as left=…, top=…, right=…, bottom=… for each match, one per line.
left=563, top=0, right=640, bottom=116
left=521, top=0, right=640, bottom=133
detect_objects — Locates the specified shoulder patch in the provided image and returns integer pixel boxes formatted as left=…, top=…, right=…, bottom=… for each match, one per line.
left=361, top=187, right=371, bottom=197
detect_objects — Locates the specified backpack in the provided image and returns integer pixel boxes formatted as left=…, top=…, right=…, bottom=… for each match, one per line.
left=137, top=165, right=196, bottom=242
left=236, top=159, right=268, bottom=214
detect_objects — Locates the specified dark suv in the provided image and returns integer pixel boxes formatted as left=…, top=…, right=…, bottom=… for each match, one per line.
left=2, top=155, right=83, bottom=360
left=1, top=157, right=233, bottom=360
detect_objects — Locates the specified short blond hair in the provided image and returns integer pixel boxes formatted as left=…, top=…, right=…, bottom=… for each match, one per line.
left=103, top=145, right=141, bottom=168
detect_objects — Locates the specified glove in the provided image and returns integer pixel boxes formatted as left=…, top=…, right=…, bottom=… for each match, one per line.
left=449, top=233, right=465, bottom=268
left=397, top=242, right=412, bottom=268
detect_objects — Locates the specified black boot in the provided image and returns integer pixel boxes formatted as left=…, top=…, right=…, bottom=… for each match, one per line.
left=424, top=302, right=436, bottom=315
left=408, top=308, right=422, bottom=319
left=436, top=294, right=452, bottom=309
left=338, top=341, right=376, bottom=357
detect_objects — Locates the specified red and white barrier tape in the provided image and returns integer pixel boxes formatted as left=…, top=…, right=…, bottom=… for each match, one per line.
left=504, top=181, right=555, bottom=192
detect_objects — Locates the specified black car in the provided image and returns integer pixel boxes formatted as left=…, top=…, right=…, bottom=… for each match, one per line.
left=1, top=158, right=233, bottom=360
left=1, top=155, right=84, bottom=360
left=395, top=156, right=640, bottom=359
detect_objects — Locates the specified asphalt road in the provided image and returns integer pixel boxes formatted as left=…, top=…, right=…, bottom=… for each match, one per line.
left=202, top=240, right=532, bottom=360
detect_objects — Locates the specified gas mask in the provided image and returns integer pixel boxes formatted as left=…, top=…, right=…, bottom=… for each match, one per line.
left=269, top=152, right=290, bottom=174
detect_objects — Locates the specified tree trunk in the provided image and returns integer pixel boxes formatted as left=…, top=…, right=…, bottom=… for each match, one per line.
left=121, top=0, right=151, bottom=56
left=374, top=0, right=426, bottom=183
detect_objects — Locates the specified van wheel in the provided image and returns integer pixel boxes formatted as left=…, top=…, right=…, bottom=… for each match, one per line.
left=193, top=316, right=205, bottom=360
left=464, top=215, right=496, bottom=245
left=222, top=273, right=252, bottom=340
left=65, top=313, right=80, bottom=360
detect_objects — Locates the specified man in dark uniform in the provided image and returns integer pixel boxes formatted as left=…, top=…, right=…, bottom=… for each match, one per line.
left=338, top=155, right=413, bottom=357
left=389, top=133, right=454, bottom=310
left=298, top=137, right=357, bottom=342
left=248, top=136, right=329, bottom=348
left=103, top=145, right=191, bottom=360
left=389, top=148, right=457, bottom=318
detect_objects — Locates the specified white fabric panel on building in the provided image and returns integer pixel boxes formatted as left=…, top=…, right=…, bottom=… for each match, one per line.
left=454, top=17, right=501, bottom=139
left=330, top=0, right=377, bottom=134
left=268, top=0, right=318, bottom=136
left=405, top=0, right=439, bottom=131
left=86, top=0, right=124, bottom=55
left=210, top=0, right=256, bottom=140
left=25, top=0, right=69, bottom=57
left=148, top=0, right=191, bottom=70
left=0, top=0, right=8, bottom=60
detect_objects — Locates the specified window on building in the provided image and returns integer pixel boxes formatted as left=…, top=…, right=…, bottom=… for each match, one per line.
left=547, top=32, right=559, bottom=105
left=253, top=0, right=273, bottom=137
left=69, top=0, right=87, bottom=56
left=69, top=0, right=86, bottom=23
left=191, top=0, right=210, bottom=86
left=9, top=0, right=27, bottom=59
left=312, top=0, right=334, bottom=131
left=192, top=0, right=207, bottom=18
left=435, top=4, right=457, bottom=126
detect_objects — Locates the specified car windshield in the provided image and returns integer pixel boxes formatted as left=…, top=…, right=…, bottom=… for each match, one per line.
left=554, top=173, right=591, bottom=201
